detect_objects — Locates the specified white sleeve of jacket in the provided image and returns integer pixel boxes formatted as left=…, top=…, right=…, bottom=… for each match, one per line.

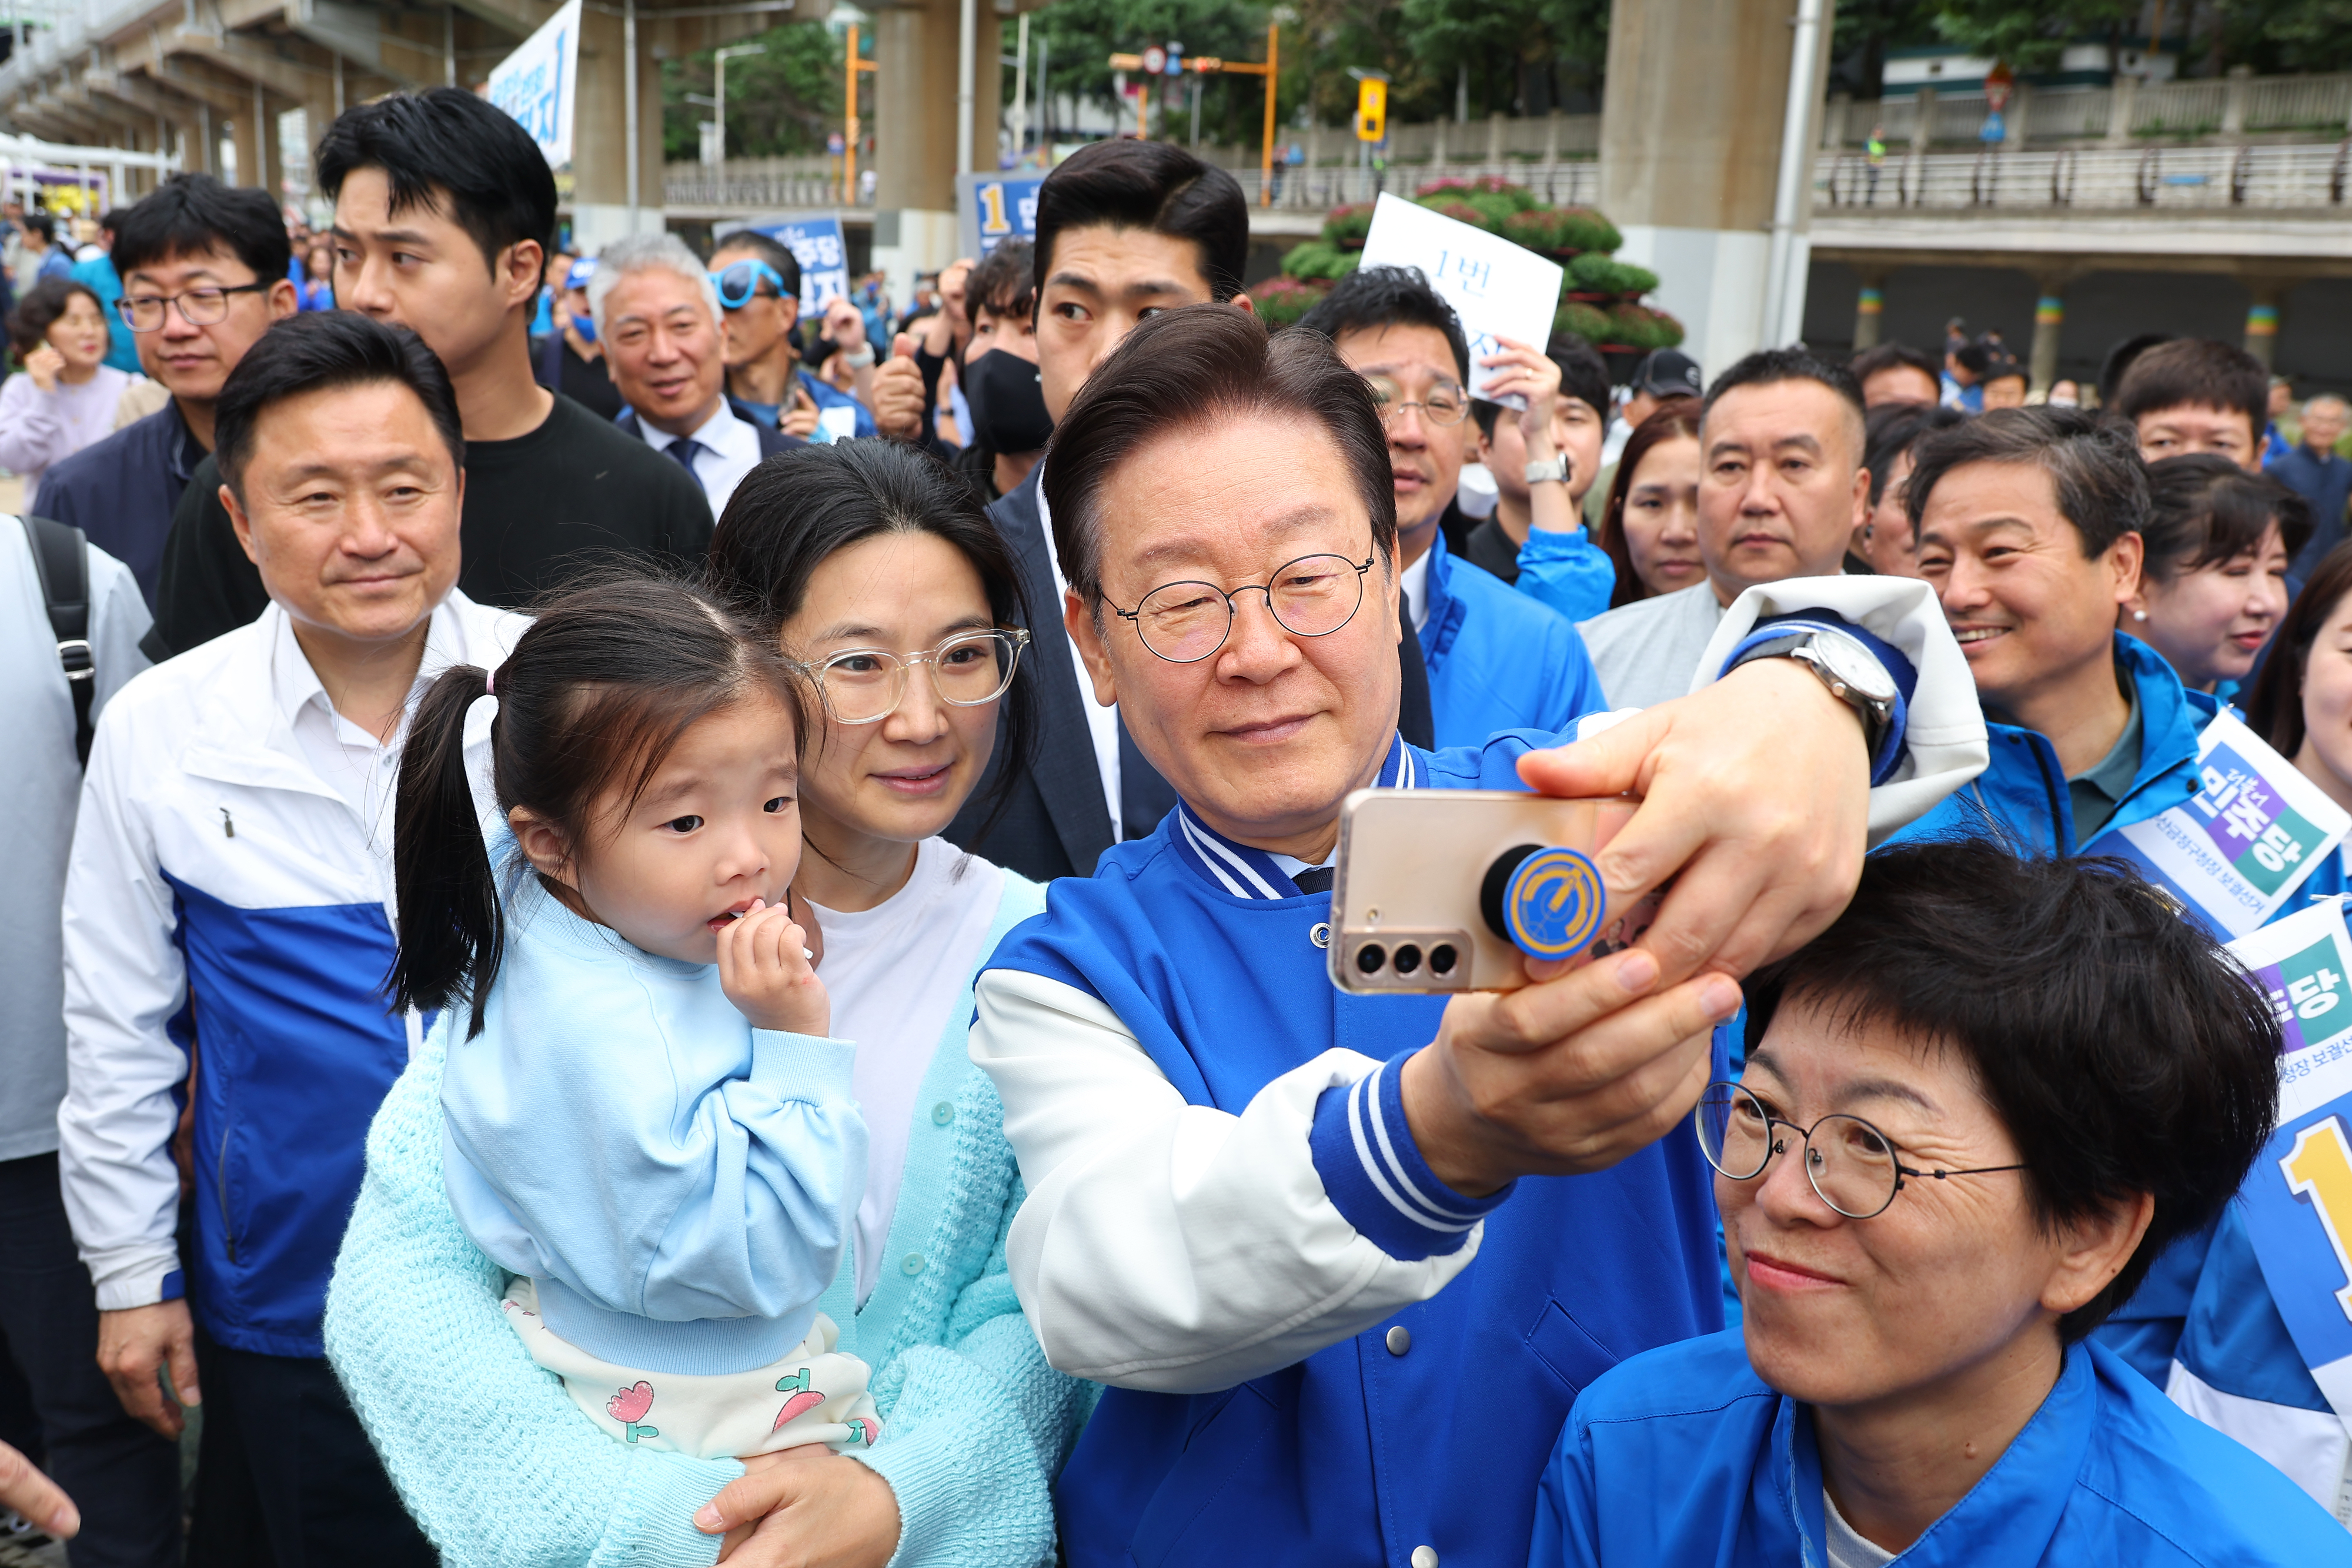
left=58, top=696, right=188, bottom=1312
left=1695, top=576, right=1986, bottom=841
left=970, top=967, right=1479, bottom=1394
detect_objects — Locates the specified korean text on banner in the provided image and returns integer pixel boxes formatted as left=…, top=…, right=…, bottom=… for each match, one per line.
left=956, top=173, right=1044, bottom=261
left=1355, top=193, right=1564, bottom=406
left=2082, top=709, right=2350, bottom=940
left=486, top=0, right=582, bottom=170
left=744, top=216, right=849, bottom=315
left=2226, top=900, right=2352, bottom=1429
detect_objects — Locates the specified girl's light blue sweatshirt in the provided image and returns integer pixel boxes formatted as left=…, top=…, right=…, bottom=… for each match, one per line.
left=440, top=876, right=867, bottom=1376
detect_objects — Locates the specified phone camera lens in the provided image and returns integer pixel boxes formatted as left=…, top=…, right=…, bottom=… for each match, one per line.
left=1428, top=944, right=1458, bottom=975
left=1392, top=944, right=1422, bottom=975
left=1355, top=944, right=1387, bottom=975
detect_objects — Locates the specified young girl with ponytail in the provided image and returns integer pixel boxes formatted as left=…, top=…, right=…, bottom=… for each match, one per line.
left=329, top=446, right=1087, bottom=1568
left=386, top=572, right=883, bottom=1463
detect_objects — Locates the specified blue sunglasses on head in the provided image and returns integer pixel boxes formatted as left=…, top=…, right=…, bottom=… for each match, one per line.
left=710, top=258, right=789, bottom=310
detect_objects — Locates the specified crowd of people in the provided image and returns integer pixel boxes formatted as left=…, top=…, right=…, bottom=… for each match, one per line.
left=2, top=81, right=2351, bottom=1568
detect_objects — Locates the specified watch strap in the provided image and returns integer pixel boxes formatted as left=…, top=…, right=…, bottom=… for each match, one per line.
left=1721, top=615, right=1916, bottom=787
left=1524, top=457, right=1568, bottom=486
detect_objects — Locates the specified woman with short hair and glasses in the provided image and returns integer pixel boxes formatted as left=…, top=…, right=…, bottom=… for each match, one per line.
left=324, top=440, right=1085, bottom=1568
left=1533, top=838, right=2336, bottom=1568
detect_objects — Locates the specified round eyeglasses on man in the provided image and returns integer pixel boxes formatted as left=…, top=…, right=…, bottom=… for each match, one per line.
left=1110, top=552, right=1376, bottom=664
left=1695, top=1081, right=2026, bottom=1220
left=791, top=629, right=1029, bottom=725
left=117, top=281, right=275, bottom=333
left=1362, top=373, right=1469, bottom=427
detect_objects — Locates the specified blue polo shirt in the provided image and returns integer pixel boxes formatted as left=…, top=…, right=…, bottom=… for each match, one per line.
left=730, top=367, right=876, bottom=442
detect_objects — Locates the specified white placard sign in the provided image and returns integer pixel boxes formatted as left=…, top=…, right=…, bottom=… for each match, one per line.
left=486, top=0, right=583, bottom=170
left=1355, top=192, right=1564, bottom=404
left=2084, top=709, right=2350, bottom=940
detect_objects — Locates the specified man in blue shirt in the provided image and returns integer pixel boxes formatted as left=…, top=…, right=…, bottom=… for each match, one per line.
left=2272, top=392, right=2350, bottom=578
left=1297, top=266, right=1603, bottom=748
left=36, top=176, right=296, bottom=609
left=967, top=303, right=1989, bottom=1568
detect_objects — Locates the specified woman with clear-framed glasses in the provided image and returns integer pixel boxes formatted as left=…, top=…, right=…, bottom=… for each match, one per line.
left=322, top=440, right=1080, bottom=1568
left=1532, top=840, right=2327, bottom=1568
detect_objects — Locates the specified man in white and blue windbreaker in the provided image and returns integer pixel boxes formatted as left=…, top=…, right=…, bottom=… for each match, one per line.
left=968, top=306, right=1989, bottom=1568
left=59, top=310, right=524, bottom=1562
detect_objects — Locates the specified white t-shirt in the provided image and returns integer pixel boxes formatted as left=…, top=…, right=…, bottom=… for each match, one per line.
left=804, top=837, right=1006, bottom=1305
left=1823, top=1487, right=1897, bottom=1568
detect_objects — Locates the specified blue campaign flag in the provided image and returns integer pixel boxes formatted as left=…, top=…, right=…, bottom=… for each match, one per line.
left=741, top=216, right=851, bottom=313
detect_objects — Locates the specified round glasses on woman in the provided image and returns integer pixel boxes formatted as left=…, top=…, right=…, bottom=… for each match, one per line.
left=794, top=628, right=1030, bottom=724
left=1114, top=552, right=1375, bottom=664
left=1695, top=1081, right=2026, bottom=1220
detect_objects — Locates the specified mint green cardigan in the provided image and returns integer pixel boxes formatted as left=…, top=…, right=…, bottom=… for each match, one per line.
left=324, top=872, right=1088, bottom=1567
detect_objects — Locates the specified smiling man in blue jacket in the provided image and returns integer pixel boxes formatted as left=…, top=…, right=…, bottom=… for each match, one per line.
left=1297, top=266, right=1603, bottom=747
left=969, top=305, right=1990, bottom=1568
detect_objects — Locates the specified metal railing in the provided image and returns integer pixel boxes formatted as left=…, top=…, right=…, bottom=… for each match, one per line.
left=1225, top=158, right=1604, bottom=213
left=1816, top=141, right=2352, bottom=210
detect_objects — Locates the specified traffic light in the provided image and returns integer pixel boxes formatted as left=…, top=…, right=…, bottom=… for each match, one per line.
left=1356, top=76, right=1387, bottom=143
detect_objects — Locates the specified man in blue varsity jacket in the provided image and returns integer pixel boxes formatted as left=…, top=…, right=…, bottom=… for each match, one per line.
left=968, top=305, right=1987, bottom=1568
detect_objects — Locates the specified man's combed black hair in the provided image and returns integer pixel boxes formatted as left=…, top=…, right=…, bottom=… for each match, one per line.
left=213, top=312, right=463, bottom=504
left=1904, top=404, right=2148, bottom=557
left=316, top=87, right=556, bottom=272
left=2116, top=337, right=2271, bottom=434
left=1861, top=400, right=1967, bottom=509
left=1743, top=838, right=2280, bottom=1342
left=1031, top=139, right=1249, bottom=304
left=1295, top=265, right=1471, bottom=383
left=111, top=173, right=291, bottom=286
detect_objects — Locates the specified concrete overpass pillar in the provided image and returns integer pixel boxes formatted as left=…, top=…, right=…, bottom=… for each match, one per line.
left=1598, top=0, right=1833, bottom=374
left=2246, top=281, right=2283, bottom=369
left=1852, top=269, right=1885, bottom=349
left=569, top=4, right=669, bottom=251
left=2029, top=286, right=2066, bottom=393
left=870, top=0, right=1000, bottom=302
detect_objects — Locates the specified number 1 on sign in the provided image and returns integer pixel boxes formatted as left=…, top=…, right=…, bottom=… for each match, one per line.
left=979, top=182, right=1011, bottom=237
left=2282, top=1118, right=2352, bottom=1323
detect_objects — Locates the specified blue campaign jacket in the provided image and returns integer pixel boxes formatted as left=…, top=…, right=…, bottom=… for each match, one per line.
left=996, top=732, right=1729, bottom=1568
left=1417, top=527, right=1603, bottom=751
left=1883, top=633, right=2216, bottom=860
left=1531, top=1329, right=2350, bottom=1568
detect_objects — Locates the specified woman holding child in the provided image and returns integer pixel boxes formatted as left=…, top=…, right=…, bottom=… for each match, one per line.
left=325, top=441, right=1085, bottom=1566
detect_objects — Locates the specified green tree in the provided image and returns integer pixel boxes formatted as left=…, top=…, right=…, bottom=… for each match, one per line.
left=662, top=19, right=853, bottom=161
left=1928, top=0, right=2139, bottom=73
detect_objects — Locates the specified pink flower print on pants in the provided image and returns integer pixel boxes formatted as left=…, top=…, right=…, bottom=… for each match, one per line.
left=607, top=1380, right=660, bottom=1444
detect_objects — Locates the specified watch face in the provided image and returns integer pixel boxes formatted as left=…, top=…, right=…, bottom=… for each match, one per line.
left=1814, top=633, right=1897, bottom=704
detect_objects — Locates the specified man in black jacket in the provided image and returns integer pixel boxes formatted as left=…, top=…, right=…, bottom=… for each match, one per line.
left=142, top=88, right=710, bottom=658
left=944, top=140, right=1432, bottom=882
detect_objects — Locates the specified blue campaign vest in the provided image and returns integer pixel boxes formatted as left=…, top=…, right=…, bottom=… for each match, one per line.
left=1530, top=1330, right=2349, bottom=1568
left=1884, top=633, right=2216, bottom=859
left=1417, top=528, right=1605, bottom=753
left=990, top=734, right=1726, bottom=1568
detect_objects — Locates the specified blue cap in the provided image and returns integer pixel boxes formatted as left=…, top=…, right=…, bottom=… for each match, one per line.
left=565, top=258, right=598, bottom=291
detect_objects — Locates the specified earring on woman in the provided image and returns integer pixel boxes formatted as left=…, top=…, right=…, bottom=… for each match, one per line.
left=2133, top=610, right=2149, bottom=621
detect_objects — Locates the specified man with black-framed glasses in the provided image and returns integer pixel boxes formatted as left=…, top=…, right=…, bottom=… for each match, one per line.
left=1297, top=265, right=1603, bottom=748
left=35, top=174, right=296, bottom=608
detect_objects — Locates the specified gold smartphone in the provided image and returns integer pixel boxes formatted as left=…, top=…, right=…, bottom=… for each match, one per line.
left=1328, top=790, right=1661, bottom=995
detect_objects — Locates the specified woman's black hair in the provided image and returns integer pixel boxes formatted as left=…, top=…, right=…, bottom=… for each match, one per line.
left=1742, top=838, right=2280, bottom=1343
left=389, top=571, right=799, bottom=1038
left=2243, top=540, right=2352, bottom=759
left=705, top=440, right=1037, bottom=842
left=2140, top=452, right=2312, bottom=583
left=6, top=276, right=103, bottom=359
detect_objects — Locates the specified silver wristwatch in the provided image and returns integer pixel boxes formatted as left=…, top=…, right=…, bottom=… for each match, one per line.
left=1730, top=628, right=1897, bottom=758
left=1524, top=457, right=1568, bottom=486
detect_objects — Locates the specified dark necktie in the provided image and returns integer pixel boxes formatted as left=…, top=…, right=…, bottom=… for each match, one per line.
left=1292, top=867, right=1335, bottom=895
left=665, top=437, right=705, bottom=475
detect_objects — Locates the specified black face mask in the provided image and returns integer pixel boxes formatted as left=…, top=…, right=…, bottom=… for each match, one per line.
left=963, top=349, right=1054, bottom=455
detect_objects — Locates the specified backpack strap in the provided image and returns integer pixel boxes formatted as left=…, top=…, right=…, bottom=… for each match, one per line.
left=18, top=513, right=95, bottom=768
